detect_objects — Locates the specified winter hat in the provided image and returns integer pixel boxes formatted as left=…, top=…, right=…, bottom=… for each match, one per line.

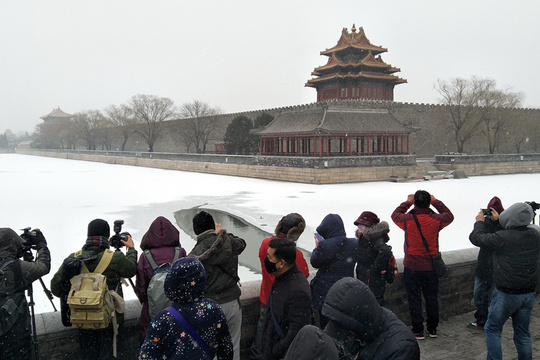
left=164, top=257, right=206, bottom=303
left=322, top=277, right=383, bottom=344
left=192, top=211, right=215, bottom=235
left=140, top=216, right=180, bottom=250
left=275, top=213, right=306, bottom=241
left=353, top=211, right=380, bottom=227
left=487, top=196, right=504, bottom=214
left=87, top=219, right=110, bottom=238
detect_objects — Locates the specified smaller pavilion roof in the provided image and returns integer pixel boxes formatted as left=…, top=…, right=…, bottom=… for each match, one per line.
left=40, top=107, right=73, bottom=121
left=321, top=25, right=387, bottom=56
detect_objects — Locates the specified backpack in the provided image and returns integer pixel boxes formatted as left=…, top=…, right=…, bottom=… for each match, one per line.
left=145, top=248, right=181, bottom=318
left=385, top=254, right=399, bottom=284
left=67, top=249, right=117, bottom=329
left=0, top=258, right=22, bottom=336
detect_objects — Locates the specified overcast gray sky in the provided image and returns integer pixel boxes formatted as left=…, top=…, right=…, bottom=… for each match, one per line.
left=2, top=0, right=539, bottom=134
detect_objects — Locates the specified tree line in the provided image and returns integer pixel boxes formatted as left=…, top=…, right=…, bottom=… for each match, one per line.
left=33, top=95, right=274, bottom=154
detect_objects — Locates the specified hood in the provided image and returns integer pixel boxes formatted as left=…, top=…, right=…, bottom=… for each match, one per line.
left=316, top=214, right=346, bottom=239
left=275, top=213, right=306, bottom=241
left=499, top=203, right=533, bottom=229
left=322, top=277, right=383, bottom=343
left=362, top=221, right=390, bottom=242
left=164, top=257, right=206, bottom=303
left=0, top=228, right=25, bottom=258
left=140, top=216, right=180, bottom=250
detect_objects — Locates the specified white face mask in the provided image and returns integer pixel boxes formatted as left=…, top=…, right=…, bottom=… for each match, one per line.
left=356, top=225, right=367, bottom=234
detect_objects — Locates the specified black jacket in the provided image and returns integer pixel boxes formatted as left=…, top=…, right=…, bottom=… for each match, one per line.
left=473, top=217, right=502, bottom=282
left=356, top=221, right=392, bottom=297
left=470, top=203, right=540, bottom=294
left=261, top=265, right=312, bottom=360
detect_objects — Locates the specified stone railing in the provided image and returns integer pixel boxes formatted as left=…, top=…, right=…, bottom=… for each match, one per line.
left=34, top=248, right=493, bottom=360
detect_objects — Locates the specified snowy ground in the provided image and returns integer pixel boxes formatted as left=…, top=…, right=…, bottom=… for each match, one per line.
left=2, top=153, right=539, bottom=313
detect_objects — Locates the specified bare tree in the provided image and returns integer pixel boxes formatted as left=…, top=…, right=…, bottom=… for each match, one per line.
left=105, top=104, right=136, bottom=151
left=72, top=110, right=108, bottom=150
left=178, top=100, right=221, bottom=153
left=128, top=94, right=176, bottom=152
left=477, top=89, right=523, bottom=154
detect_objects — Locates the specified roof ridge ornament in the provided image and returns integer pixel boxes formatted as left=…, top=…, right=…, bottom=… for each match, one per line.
left=351, top=24, right=357, bottom=33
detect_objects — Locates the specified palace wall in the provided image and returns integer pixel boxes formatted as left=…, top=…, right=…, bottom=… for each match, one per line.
left=103, top=100, right=540, bottom=158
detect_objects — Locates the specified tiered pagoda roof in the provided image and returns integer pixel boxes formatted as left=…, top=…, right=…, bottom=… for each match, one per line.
left=306, top=24, right=406, bottom=101
left=40, top=107, right=73, bottom=122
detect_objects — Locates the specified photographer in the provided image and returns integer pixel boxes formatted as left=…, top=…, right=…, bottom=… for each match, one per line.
left=50, top=218, right=137, bottom=360
left=0, top=227, right=50, bottom=360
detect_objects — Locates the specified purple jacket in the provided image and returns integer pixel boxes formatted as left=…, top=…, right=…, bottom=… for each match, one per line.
left=135, top=216, right=187, bottom=343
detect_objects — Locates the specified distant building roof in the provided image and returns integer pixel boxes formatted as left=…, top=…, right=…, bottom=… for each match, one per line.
left=40, top=107, right=73, bottom=121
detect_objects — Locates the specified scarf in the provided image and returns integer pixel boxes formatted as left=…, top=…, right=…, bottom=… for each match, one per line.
left=82, top=236, right=110, bottom=250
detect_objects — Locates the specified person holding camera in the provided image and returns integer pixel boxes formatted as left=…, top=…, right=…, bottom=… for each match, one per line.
left=467, top=196, right=504, bottom=330
left=470, top=202, right=540, bottom=360
left=50, top=218, right=137, bottom=360
left=0, top=227, right=50, bottom=360
left=391, top=190, right=454, bottom=340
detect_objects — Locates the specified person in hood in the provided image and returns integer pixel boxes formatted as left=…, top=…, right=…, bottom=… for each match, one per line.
left=0, top=228, right=50, bottom=360
left=284, top=277, right=420, bottom=360
left=250, top=212, right=310, bottom=360
left=470, top=202, right=540, bottom=360
left=391, top=190, right=454, bottom=340
left=135, top=216, right=187, bottom=343
left=354, top=211, right=393, bottom=305
left=139, top=257, right=233, bottom=359
left=310, top=214, right=358, bottom=328
left=467, top=196, right=504, bottom=329
left=188, top=211, right=246, bottom=360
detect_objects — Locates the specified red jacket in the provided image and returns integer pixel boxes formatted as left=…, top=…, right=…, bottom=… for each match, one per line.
left=258, top=235, right=310, bottom=305
left=391, top=200, right=454, bottom=271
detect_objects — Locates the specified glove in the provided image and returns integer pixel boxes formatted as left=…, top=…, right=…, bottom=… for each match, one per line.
left=29, top=229, right=47, bottom=250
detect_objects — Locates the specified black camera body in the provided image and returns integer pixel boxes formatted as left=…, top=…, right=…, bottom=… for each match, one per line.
left=526, top=201, right=540, bottom=211
left=482, top=209, right=492, bottom=216
left=109, top=220, right=130, bottom=249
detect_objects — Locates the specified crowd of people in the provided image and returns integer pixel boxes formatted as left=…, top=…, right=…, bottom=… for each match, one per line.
left=0, top=189, right=538, bottom=360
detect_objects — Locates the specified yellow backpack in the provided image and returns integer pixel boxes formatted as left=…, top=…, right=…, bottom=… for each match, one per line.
left=67, top=249, right=116, bottom=329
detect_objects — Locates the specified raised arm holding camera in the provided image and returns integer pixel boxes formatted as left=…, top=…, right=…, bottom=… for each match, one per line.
left=0, top=227, right=51, bottom=360
left=50, top=218, right=137, bottom=360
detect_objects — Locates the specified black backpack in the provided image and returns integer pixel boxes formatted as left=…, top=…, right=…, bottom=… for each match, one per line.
left=0, top=258, right=24, bottom=336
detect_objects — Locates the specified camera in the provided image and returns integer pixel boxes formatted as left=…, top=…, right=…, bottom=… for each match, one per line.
left=109, top=220, right=130, bottom=249
left=482, top=209, right=492, bottom=216
left=526, top=201, right=540, bottom=211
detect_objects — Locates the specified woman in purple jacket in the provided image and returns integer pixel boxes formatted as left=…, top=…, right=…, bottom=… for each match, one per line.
left=135, top=216, right=187, bottom=343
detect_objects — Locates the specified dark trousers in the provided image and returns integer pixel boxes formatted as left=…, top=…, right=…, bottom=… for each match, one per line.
left=403, top=267, right=439, bottom=332
left=0, top=313, right=31, bottom=360
left=79, top=325, right=125, bottom=360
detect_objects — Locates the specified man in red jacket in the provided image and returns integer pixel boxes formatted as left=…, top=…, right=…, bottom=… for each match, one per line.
left=391, top=190, right=454, bottom=340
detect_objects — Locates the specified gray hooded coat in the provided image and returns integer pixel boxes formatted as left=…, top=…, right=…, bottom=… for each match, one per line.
left=470, top=202, right=540, bottom=294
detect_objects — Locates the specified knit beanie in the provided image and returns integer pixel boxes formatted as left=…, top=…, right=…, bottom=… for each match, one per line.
left=353, top=211, right=380, bottom=227
left=87, top=219, right=110, bottom=238
left=192, top=211, right=215, bottom=235
left=487, top=196, right=504, bottom=214
left=274, top=213, right=306, bottom=241
left=164, top=257, right=206, bottom=303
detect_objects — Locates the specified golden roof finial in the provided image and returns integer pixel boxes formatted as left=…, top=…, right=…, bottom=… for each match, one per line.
left=351, top=23, right=357, bottom=33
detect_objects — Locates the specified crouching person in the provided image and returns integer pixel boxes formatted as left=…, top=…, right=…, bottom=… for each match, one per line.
left=139, top=257, right=233, bottom=359
left=285, top=277, right=420, bottom=360
left=0, top=228, right=50, bottom=360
